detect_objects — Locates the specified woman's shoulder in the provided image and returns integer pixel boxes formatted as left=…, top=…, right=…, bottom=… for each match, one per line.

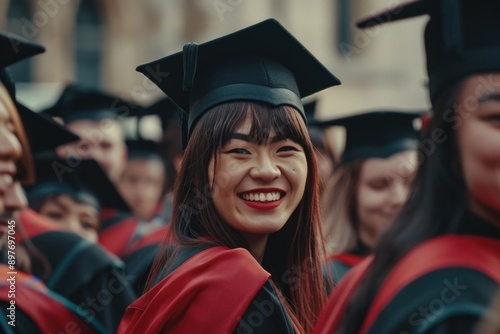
left=360, top=235, right=500, bottom=333
left=162, top=245, right=270, bottom=288
left=119, top=246, right=272, bottom=333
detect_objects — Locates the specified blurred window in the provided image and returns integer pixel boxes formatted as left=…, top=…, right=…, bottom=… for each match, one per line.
left=75, top=0, right=102, bottom=87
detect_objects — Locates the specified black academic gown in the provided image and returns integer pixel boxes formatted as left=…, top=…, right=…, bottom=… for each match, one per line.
left=118, top=244, right=296, bottom=333
left=314, top=211, right=500, bottom=334
left=0, top=264, right=106, bottom=334
left=19, top=209, right=137, bottom=333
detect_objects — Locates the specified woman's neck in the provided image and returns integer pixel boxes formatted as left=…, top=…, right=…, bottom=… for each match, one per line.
left=240, top=233, right=268, bottom=264
left=468, top=195, right=500, bottom=230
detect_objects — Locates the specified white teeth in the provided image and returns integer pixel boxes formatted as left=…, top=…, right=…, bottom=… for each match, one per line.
left=241, top=192, right=281, bottom=202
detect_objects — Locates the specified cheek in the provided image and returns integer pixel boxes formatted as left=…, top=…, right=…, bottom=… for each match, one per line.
left=212, top=162, right=242, bottom=191
left=357, top=187, right=387, bottom=215
left=459, top=128, right=500, bottom=193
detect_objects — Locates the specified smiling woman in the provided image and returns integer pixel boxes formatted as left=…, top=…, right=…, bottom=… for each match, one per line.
left=118, top=19, right=340, bottom=334
left=313, top=1, right=500, bottom=333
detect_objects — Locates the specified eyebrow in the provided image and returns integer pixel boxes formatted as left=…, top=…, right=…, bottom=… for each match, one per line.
left=229, top=133, right=287, bottom=144
left=51, top=197, right=69, bottom=212
left=477, top=93, right=500, bottom=104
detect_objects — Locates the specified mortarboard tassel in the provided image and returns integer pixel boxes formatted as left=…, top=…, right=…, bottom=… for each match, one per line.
left=182, top=42, right=199, bottom=92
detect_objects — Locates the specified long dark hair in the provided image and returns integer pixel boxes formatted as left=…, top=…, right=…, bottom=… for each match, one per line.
left=337, top=81, right=468, bottom=333
left=147, top=101, right=327, bottom=333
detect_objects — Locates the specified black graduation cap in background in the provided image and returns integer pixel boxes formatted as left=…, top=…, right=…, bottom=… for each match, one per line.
left=126, top=97, right=181, bottom=139
left=136, top=18, right=341, bottom=144
left=125, top=139, right=163, bottom=161
left=16, top=102, right=79, bottom=154
left=0, top=33, right=45, bottom=68
left=26, top=156, right=130, bottom=212
left=317, top=111, right=423, bottom=164
left=42, top=84, right=141, bottom=123
left=357, top=0, right=500, bottom=103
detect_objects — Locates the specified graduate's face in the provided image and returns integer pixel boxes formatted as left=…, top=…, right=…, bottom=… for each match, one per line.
left=58, top=119, right=127, bottom=183
left=209, top=116, right=308, bottom=241
left=455, top=73, right=500, bottom=227
left=38, top=194, right=99, bottom=243
left=118, top=158, right=165, bottom=220
left=356, top=150, right=416, bottom=247
left=0, top=98, right=27, bottom=225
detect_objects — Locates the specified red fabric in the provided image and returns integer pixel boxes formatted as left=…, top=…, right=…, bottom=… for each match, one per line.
left=328, top=252, right=365, bottom=267
left=98, top=216, right=138, bottom=256
left=313, top=257, right=373, bottom=334
left=313, top=235, right=500, bottom=334
left=118, top=246, right=270, bottom=334
left=360, top=235, right=500, bottom=334
left=0, top=265, right=98, bottom=333
left=100, top=207, right=119, bottom=221
left=17, top=208, right=66, bottom=243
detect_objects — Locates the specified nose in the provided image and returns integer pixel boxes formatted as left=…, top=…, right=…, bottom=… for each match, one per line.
left=4, top=182, right=28, bottom=212
left=249, top=153, right=281, bottom=182
left=0, top=128, right=22, bottom=162
left=390, top=181, right=409, bottom=207
left=66, top=215, right=84, bottom=237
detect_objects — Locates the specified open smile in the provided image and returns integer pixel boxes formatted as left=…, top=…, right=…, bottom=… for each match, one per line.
left=238, top=189, right=285, bottom=210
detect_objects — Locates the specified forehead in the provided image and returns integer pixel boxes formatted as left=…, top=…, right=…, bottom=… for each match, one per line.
left=360, top=151, right=417, bottom=179
left=458, top=73, right=500, bottom=100
left=233, top=114, right=277, bottom=136
left=68, top=119, right=123, bottom=142
left=48, top=194, right=99, bottom=213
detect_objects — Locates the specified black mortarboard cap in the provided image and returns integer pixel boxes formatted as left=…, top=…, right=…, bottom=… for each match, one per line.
left=42, top=84, right=141, bottom=123
left=16, top=102, right=80, bottom=154
left=357, top=0, right=500, bottom=103
left=125, top=139, right=163, bottom=161
left=26, top=156, right=130, bottom=212
left=0, top=32, right=45, bottom=68
left=304, top=100, right=318, bottom=125
left=136, top=18, right=341, bottom=142
left=318, top=111, right=422, bottom=164
left=0, top=32, right=45, bottom=100
left=126, top=97, right=181, bottom=139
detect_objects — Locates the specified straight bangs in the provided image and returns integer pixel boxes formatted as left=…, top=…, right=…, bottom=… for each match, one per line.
left=211, top=101, right=310, bottom=152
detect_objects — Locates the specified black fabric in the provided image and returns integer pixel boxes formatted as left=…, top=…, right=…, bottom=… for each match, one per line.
left=122, top=244, right=159, bottom=296
left=153, top=244, right=214, bottom=285
left=323, top=260, right=351, bottom=294
left=42, top=84, right=142, bottom=122
left=454, top=211, right=500, bottom=240
left=26, top=157, right=130, bottom=212
left=0, top=32, right=45, bottom=68
left=233, top=280, right=296, bottom=334
left=366, top=268, right=498, bottom=334
left=315, top=111, right=422, bottom=164
left=26, top=231, right=136, bottom=333
left=16, top=103, right=79, bottom=154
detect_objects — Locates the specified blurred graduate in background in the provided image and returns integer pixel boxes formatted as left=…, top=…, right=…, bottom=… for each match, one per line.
left=320, top=111, right=421, bottom=283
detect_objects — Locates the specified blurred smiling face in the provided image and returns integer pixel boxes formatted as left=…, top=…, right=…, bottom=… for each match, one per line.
left=58, top=119, right=127, bottom=183
left=356, top=150, right=417, bottom=247
left=209, top=114, right=308, bottom=239
left=455, top=73, right=500, bottom=228
left=0, top=87, right=29, bottom=233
